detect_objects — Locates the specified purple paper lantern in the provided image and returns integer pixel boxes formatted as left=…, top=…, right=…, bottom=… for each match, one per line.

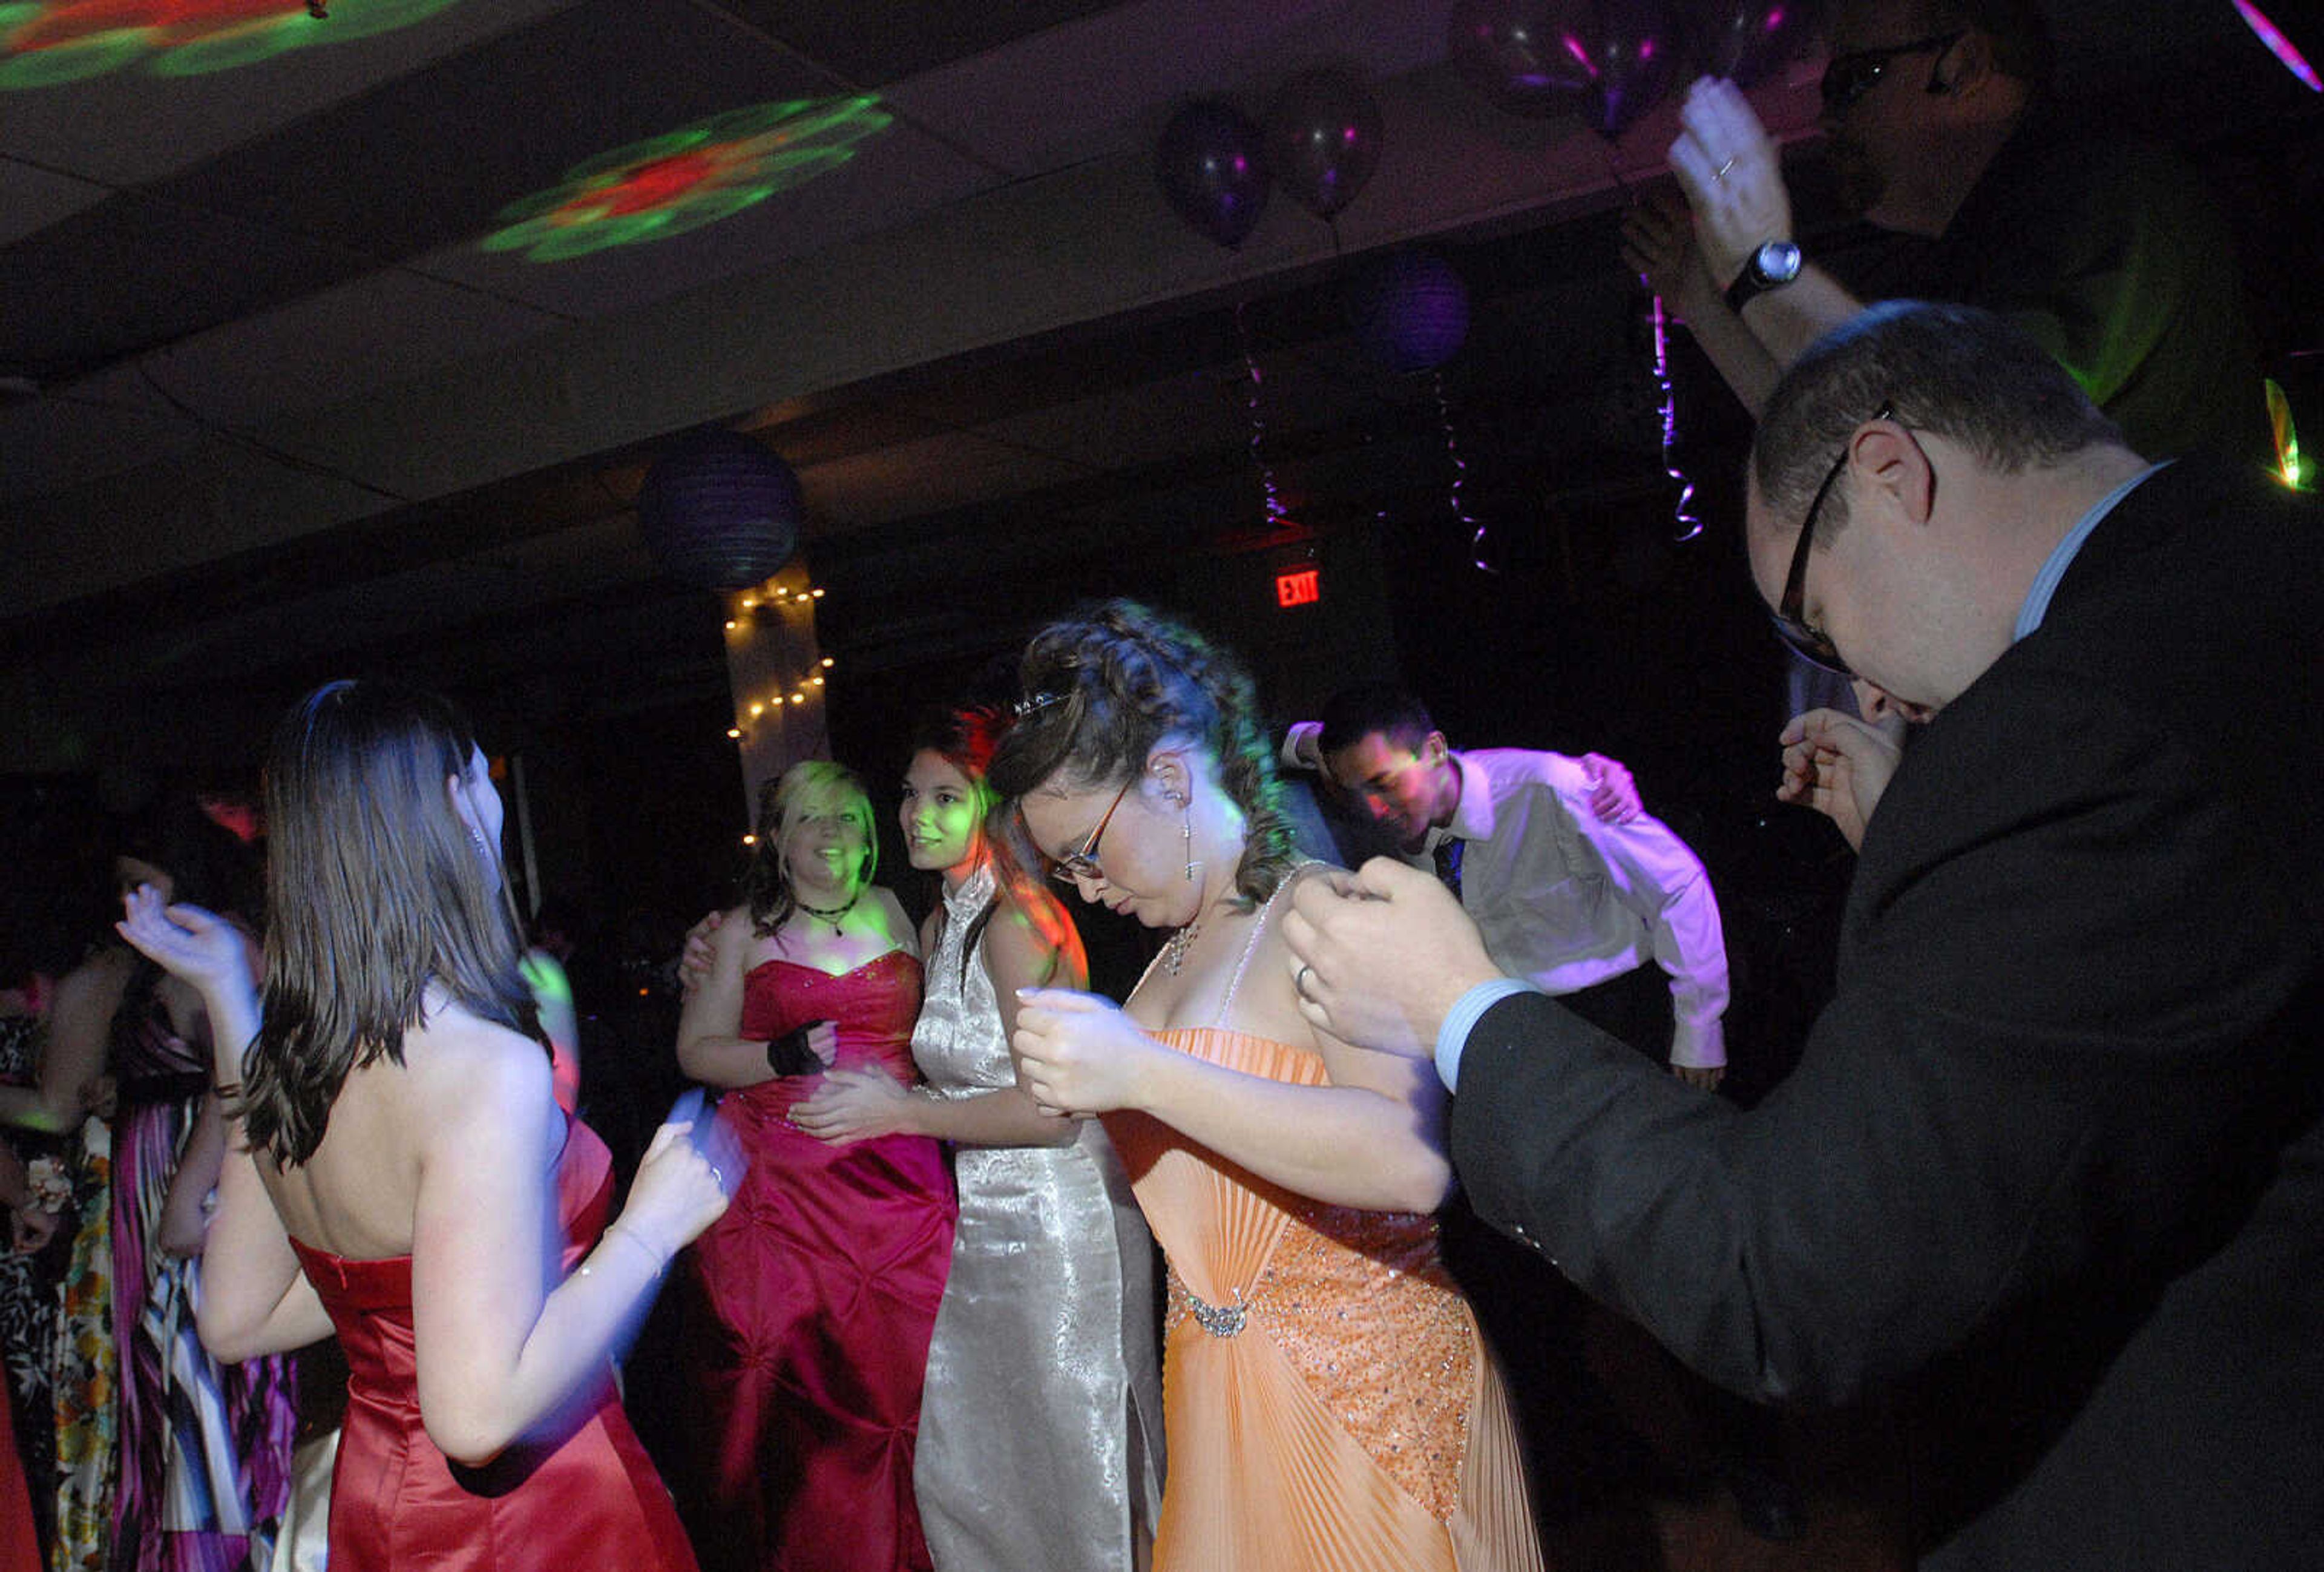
left=637, top=429, right=804, bottom=590
left=1348, top=251, right=1471, bottom=374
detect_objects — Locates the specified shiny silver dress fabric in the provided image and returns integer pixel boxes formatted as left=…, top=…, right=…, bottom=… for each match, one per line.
left=910, top=864, right=1164, bottom=1572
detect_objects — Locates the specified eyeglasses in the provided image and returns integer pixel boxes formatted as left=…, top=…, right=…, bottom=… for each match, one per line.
left=1820, top=31, right=1965, bottom=114
left=1772, top=400, right=1893, bottom=676
left=1048, top=777, right=1132, bottom=887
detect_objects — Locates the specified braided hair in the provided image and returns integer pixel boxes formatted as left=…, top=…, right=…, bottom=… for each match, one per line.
left=986, top=600, right=1298, bottom=911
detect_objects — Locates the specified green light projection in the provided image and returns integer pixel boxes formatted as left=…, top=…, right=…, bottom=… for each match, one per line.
left=0, top=0, right=463, bottom=90
left=479, top=96, right=893, bottom=263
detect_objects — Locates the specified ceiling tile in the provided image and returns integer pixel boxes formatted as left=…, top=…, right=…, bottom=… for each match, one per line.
left=0, top=0, right=583, bottom=187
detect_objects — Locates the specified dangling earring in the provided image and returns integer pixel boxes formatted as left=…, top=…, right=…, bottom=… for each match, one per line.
left=1180, top=794, right=1196, bottom=881
left=469, top=826, right=491, bottom=860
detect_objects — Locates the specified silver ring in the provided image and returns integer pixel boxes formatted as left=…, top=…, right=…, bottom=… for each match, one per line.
left=1713, top=156, right=1736, bottom=182
left=1293, top=964, right=1315, bottom=1001
left=710, top=1164, right=724, bottom=1186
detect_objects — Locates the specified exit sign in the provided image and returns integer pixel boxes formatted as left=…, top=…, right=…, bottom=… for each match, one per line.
left=1275, top=566, right=1321, bottom=608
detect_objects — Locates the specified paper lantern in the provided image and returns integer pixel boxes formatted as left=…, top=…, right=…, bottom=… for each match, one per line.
left=637, top=429, right=803, bottom=590
left=1348, top=251, right=1471, bottom=374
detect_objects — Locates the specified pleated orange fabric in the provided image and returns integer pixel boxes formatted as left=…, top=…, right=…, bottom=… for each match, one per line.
left=1107, top=1029, right=1544, bottom=1572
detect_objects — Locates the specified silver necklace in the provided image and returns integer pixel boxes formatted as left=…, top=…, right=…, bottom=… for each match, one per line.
left=1161, top=915, right=1202, bottom=975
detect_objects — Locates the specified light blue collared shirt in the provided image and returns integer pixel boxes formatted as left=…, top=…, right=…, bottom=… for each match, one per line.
left=2013, top=462, right=2166, bottom=640
left=1434, top=978, right=1537, bottom=1093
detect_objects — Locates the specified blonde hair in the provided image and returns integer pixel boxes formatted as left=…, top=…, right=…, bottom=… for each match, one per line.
left=743, top=760, right=878, bottom=935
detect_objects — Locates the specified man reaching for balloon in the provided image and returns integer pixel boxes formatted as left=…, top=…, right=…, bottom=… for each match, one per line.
left=1622, top=0, right=2264, bottom=464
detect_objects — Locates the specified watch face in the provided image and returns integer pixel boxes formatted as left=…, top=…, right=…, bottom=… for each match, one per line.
left=1756, top=240, right=1802, bottom=286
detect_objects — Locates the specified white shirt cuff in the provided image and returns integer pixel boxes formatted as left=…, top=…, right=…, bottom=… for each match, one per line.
left=1669, top=1018, right=1725, bottom=1070
left=1435, top=978, right=1537, bottom=1093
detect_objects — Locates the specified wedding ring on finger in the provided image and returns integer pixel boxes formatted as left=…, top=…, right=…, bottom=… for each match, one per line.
left=1713, top=156, right=1736, bottom=182
left=1293, top=963, right=1316, bottom=1002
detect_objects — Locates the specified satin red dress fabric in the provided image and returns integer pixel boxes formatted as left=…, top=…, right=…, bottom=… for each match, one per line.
left=289, top=1119, right=697, bottom=1572
left=684, top=951, right=955, bottom=1572
left=0, top=1389, right=38, bottom=1572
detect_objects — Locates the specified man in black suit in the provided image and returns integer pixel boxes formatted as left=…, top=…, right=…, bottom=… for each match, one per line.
left=1284, top=300, right=2322, bottom=1570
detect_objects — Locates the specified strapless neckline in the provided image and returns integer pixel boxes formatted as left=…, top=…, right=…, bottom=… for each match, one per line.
left=745, top=948, right=917, bottom=984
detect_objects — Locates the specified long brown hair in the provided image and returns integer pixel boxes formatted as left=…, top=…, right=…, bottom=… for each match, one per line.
left=913, top=705, right=1075, bottom=985
left=243, top=680, right=541, bottom=1166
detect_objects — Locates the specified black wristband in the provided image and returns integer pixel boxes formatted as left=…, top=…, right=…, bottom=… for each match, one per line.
left=764, top=1022, right=830, bottom=1077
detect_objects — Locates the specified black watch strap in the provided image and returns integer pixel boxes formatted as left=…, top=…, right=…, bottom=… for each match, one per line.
left=1724, top=239, right=1803, bottom=314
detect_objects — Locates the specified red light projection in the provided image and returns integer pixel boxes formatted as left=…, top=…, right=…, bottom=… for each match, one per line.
left=480, top=96, right=893, bottom=262
left=0, top=0, right=462, bottom=89
left=1275, top=567, right=1321, bottom=609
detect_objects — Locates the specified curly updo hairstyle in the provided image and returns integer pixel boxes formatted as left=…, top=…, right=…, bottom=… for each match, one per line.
left=986, top=600, right=1299, bottom=910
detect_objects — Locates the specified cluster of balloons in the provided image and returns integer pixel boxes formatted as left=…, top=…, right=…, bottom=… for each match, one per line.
left=1447, top=0, right=1821, bottom=140
left=1154, top=68, right=1383, bottom=249
left=1156, top=4, right=1820, bottom=245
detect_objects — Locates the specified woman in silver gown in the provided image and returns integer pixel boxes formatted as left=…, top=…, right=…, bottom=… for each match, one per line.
left=792, top=705, right=1162, bottom=1572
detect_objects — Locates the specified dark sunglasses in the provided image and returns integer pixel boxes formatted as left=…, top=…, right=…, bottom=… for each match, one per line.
left=1772, top=401, right=1894, bottom=676
left=1820, top=31, right=1965, bottom=114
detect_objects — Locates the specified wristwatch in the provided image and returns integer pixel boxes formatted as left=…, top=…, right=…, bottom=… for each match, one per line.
left=1724, top=239, right=1802, bottom=313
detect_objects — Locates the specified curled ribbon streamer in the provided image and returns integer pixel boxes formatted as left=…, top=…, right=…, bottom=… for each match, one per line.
left=1434, top=369, right=1497, bottom=574
left=1236, top=302, right=1293, bottom=532
left=1650, top=293, right=1702, bottom=543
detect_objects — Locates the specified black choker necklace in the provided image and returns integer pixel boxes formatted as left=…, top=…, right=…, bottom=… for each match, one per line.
left=796, top=893, right=858, bottom=933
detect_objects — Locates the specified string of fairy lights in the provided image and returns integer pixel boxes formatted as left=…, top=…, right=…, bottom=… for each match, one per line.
left=721, top=584, right=832, bottom=731
left=721, top=578, right=836, bottom=847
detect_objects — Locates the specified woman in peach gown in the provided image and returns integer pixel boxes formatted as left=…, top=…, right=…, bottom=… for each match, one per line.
left=991, top=601, right=1544, bottom=1572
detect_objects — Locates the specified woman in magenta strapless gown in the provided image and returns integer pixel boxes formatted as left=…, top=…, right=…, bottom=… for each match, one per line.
left=677, top=761, right=955, bottom=1572
left=117, top=680, right=735, bottom=1572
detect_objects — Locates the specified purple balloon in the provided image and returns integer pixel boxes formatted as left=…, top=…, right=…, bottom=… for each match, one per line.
left=1448, top=0, right=1678, bottom=137
left=1264, top=70, right=1384, bottom=221
left=1580, top=0, right=1678, bottom=140
left=1446, top=0, right=1594, bottom=120
left=1155, top=99, right=1270, bottom=249
left=1690, top=0, right=1823, bottom=89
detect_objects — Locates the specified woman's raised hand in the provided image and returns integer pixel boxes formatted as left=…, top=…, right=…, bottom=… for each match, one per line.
left=1009, top=988, right=1155, bottom=1117
left=117, top=886, right=248, bottom=998
left=619, top=1091, right=743, bottom=1261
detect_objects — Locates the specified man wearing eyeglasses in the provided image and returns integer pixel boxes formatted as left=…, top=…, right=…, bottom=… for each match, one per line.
left=1628, top=0, right=2263, bottom=465
left=1283, top=300, right=2322, bottom=1571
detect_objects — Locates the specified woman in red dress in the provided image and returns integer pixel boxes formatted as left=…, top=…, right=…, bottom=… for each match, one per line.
left=676, top=761, right=956, bottom=1572
left=117, top=679, right=734, bottom=1572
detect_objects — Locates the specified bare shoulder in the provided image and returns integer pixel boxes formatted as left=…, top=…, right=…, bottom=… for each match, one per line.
left=402, top=1008, right=557, bottom=1144
left=55, top=946, right=136, bottom=1007
left=982, top=883, right=1083, bottom=990
left=867, top=887, right=916, bottom=952
left=712, top=903, right=760, bottom=960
